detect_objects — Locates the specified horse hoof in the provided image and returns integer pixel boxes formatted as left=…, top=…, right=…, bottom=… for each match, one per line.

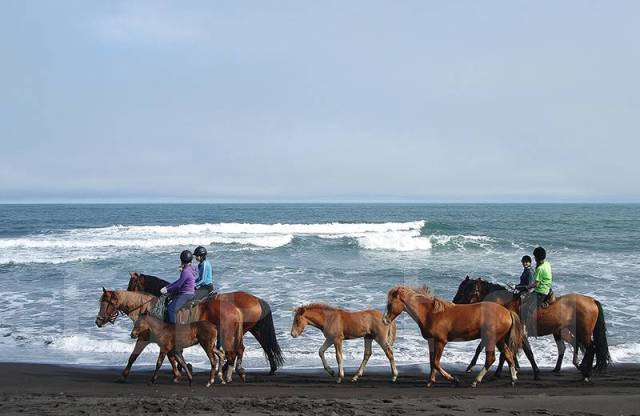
left=426, top=382, right=434, bottom=388
left=336, top=378, right=343, bottom=384
left=173, top=378, right=180, bottom=384
left=552, top=368, right=561, bottom=373
left=452, top=377, right=461, bottom=387
left=350, top=377, right=358, bottom=383
left=391, top=377, right=397, bottom=383
left=471, top=382, right=478, bottom=388
left=583, top=377, right=591, bottom=383
left=511, top=381, right=517, bottom=387
left=115, top=378, right=126, bottom=384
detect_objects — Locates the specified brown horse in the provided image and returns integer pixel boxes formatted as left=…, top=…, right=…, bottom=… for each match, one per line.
left=291, top=304, right=398, bottom=383
left=131, top=314, right=225, bottom=387
left=453, top=276, right=611, bottom=381
left=95, top=289, right=244, bottom=383
left=127, top=272, right=284, bottom=374
left=383, top=286, right=523, bottom=387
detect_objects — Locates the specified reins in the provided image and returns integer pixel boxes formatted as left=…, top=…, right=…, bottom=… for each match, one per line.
left=99, top=294, right=155, bottom=325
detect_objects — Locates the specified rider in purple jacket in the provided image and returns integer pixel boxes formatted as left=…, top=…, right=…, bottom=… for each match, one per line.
left=161, top=250, right=196, bottom=324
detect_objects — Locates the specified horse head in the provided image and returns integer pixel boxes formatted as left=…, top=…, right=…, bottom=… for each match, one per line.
left=95, top=287, right=120, bottom=327
left=127, top=272, right=144, bottom=292
left=452, top=275, right=482, bottom=304
left=290, top=306, right=308, bottom=337
left=383, top=286, right=409, bottom=324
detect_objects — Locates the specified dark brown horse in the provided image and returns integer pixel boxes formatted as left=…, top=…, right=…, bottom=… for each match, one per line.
left=96, top=289, right=244, bottom=383
left=127, top=272, right=284, bottom=374
left=453, top=276, right=611, bottom=381
left=384, top=286, right=523, bottom=387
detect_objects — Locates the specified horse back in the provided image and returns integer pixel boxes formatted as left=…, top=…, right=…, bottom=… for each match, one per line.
left=336, top=309, right=385, bottom=339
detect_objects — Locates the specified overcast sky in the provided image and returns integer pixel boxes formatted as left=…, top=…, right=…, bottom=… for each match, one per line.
left=1, top=1, right=639, bottom=202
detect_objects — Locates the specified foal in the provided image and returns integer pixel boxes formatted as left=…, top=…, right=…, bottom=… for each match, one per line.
left=291, top=304, right=398, bottom=383
left=131, top=314, right=225, bottom=387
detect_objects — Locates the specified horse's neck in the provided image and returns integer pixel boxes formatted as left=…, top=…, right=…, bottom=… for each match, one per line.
left=304, top=308, right=329, bottom=331
left=402, top=294, right=431, bottom=332
left=484, top=289, right=515, bottom=306
left=118, top=292, right=155, bottom=321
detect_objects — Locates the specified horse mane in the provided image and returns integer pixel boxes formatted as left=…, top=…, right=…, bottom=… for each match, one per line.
left=477, top=278, right=508, bottom=293
left=295, top=303, right=338, bottom=314
left=406, top=285, right=453, bottom=313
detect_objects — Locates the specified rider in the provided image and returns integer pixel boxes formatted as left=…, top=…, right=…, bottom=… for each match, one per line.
left=193, top=245, right=214, bottom=300
left=515, top=255, right=534, bottom=293
left=522, top=246, right=553, bottom=330
left=532, top=246, right=553, bottom=306
left=160, top=250, right=196, bottom=324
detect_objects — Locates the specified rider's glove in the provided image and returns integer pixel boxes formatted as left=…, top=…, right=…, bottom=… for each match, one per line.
left=160, top=287, right=168, bottom=295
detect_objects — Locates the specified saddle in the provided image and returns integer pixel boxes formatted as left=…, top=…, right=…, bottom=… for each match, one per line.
left=149, top=291, right=217, bottom=324
left=540, top=290, right=556, bottom=309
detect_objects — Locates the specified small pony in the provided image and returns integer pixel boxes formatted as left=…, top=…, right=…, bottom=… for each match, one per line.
left=291, top=303, right=397, bottom=383
left=131, top=314, right=225, bottom=387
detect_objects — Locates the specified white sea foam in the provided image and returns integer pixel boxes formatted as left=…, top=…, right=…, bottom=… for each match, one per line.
left=0, top=221, right=439, bottom=264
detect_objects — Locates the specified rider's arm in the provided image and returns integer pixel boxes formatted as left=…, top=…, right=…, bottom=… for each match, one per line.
left=165, top=268, right=189, bottom=293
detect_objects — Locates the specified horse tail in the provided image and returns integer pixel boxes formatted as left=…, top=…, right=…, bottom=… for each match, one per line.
left=250, top=298, right=285, bottom=373
left=593, top=300, right=611, bottom=372
left=506, top=311, right=524, bottom=355
left=387, top=320, right=397, bottom=346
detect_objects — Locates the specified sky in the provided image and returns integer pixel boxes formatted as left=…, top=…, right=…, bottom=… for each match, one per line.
left=1, top=0, right=639, bottom=203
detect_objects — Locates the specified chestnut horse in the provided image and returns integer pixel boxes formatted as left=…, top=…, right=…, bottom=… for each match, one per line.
left=383, top=286, right=523, bottom=387
left=95, top=289, right=244, bottom=383
left=127, top=272, right=284, bottom=374
left=291, top=304, right=398, bottom=383
left=453, top=276, right=610, bottom=381
left=131, top=314, right=225, bottom=387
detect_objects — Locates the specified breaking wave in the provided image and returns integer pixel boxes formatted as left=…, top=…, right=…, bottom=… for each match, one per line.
left=0, top=220, right=498, bottom=264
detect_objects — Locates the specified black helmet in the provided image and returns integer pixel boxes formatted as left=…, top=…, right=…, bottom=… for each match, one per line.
left=533, top=246, right=546, bottom=261
left=194, top=246, right=207, bottom=258
left=180, top=250, right=193, bottom=264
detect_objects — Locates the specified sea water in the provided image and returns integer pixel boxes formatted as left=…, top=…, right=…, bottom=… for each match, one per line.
left=0, top=203, right=638, bottom=370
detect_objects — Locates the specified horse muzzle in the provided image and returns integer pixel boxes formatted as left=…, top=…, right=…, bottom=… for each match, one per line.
left=95, top=317, right=105, bottom=327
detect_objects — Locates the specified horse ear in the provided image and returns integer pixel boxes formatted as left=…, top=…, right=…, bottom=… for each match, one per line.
left=465, top=275, right=469, bottom=280
left=129, top=271, right=136, bottom=278
left=102, top=286, right=106, bottom=293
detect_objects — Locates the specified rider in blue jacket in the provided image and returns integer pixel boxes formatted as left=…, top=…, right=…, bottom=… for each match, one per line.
left=193, top=246, right=214, bottom=300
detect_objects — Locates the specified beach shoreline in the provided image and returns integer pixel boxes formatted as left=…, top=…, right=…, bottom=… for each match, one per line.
left=1, top=362, right=638, bottom=415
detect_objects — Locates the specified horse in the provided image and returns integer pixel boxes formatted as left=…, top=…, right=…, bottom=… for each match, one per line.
left=290, top=304, right=398, bottom=383
left=452, top=276, right=611, bottom=381
left=95, top=288, right=244, bottom=383
left=131, top=314, right=225, bottom=387
left=383, top=286, right=523, bottom=387
left=127, top=272, right=284, bottom=374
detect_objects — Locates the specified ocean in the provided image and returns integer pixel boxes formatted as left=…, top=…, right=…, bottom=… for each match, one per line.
left=0, top=203, right=638, bottom=371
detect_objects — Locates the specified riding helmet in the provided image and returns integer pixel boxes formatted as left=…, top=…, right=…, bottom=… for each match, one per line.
left=194, top=246, right=207, bottom=258
left=180, top=250, right=193, bottom=264
left=533, top=246, right=546, bottom=261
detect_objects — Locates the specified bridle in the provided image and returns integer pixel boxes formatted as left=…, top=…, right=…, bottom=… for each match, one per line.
left=97, top=294, right=155, bottom=325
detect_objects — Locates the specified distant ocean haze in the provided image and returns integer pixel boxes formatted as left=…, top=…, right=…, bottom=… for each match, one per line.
left=0, top=203, right=637, bottom=369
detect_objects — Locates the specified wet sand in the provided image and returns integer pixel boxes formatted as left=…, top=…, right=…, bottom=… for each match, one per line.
left=0, top=363, right=638, bottom=415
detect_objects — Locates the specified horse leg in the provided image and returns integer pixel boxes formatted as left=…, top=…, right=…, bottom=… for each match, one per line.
left=149, top=352, right=166, bottom=385
left=118, top=338, right=149, bottom=383
left=467, top=340, right=484, bottom=373
left=172, top=351, right=193, bottom=386
left=167, top=354, right=181, bottom=381
left=499, top=343, right=518, bottom=386
left=427, top=338, right=437, bottom=387
left=433, top=339, right=459, bottom=386
left=379, top=340, right=398, bottom=382
left=318, top=339, right=335, bottom=377
left=494, top=352, right=506, bottom=378
left=235, top=340, right=246, bottom=383
left=472, top=340, right=496, bottom=388
left=351, top=337, right=372, bottom=382
left=522, top=337, right=540, bottom=380
left=334, top=338, right=345, bottom=383
left=551, top=332, right=566, bottom=372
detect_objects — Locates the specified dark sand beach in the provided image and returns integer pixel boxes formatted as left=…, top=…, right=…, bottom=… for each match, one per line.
left=1, top=363, right=638, bottom=415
